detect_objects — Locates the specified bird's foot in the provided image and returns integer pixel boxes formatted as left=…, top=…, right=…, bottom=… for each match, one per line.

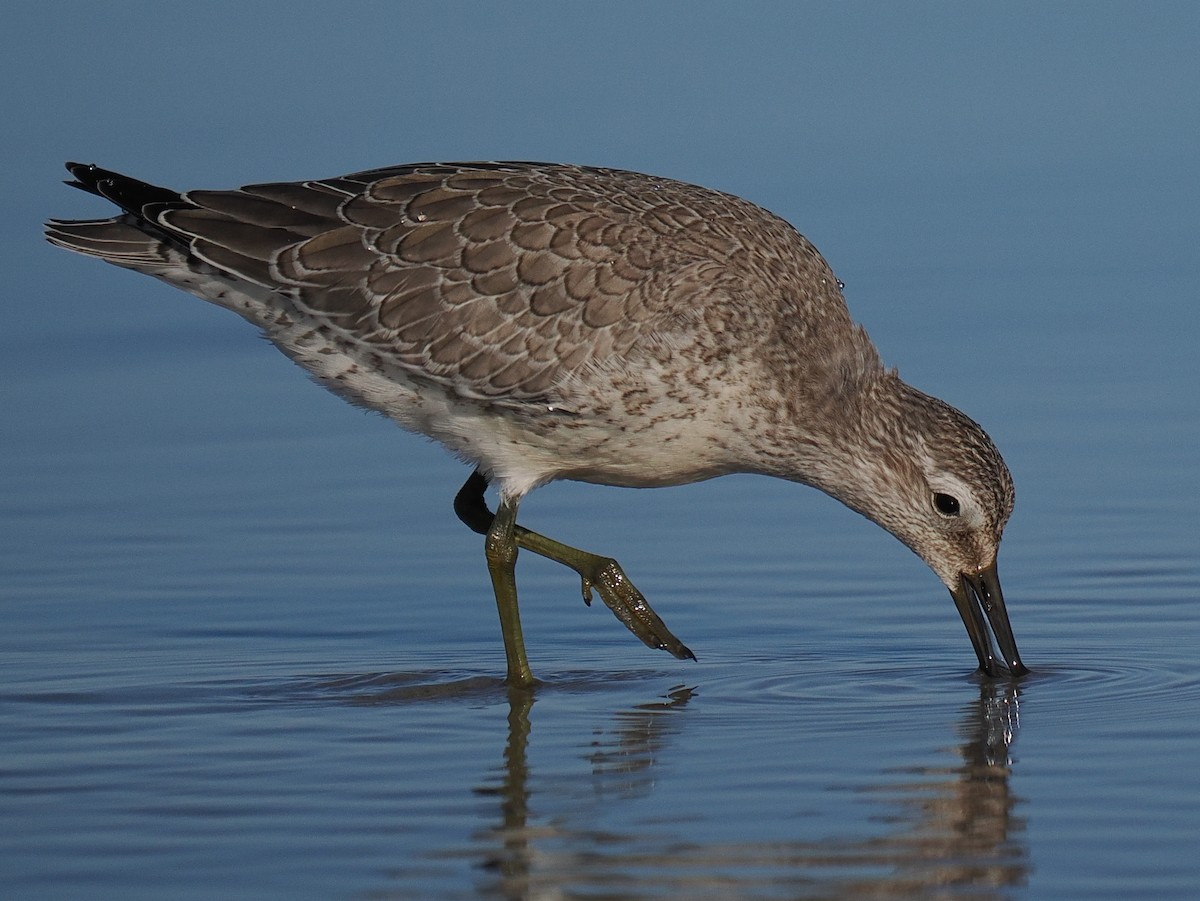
left=579, top=557, right=695, bottom=661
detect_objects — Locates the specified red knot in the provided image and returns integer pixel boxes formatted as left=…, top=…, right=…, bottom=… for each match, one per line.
left=47, top=161, right=1027, bottom=687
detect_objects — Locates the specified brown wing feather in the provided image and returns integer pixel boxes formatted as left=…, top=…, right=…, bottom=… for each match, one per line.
left=265, top=164, right=761, bottom=400
left=50, top=162, right=851, bottom=404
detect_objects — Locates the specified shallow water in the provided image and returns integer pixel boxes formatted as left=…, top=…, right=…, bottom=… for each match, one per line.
left=4, top=238, right=1199, bottom=900
left=8, top=4, right=1200, bottom=894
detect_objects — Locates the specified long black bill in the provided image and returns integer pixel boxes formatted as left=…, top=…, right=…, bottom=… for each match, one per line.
left=950, top=562, right=1028, bottom=677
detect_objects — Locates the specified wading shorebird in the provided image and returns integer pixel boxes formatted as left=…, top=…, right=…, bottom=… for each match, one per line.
left=47, top=161, right=1027, bottom=687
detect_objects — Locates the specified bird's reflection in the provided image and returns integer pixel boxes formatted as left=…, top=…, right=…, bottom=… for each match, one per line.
left=473, top=683, right=695, bottom=897
left=471, top=680, right=1027, bottom=899
left=473, top=688, right=534, bottom=892
left=584, top=683, right=696, bottom=798
left=849, top=680, right=1026, bottom=896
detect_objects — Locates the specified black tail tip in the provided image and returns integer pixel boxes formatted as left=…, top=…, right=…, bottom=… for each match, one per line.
left=63, top=161, right=102, bottom=192
left=58, top=162, right=182, bottom=213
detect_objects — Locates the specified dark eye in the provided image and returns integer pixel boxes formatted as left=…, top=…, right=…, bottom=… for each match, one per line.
left=933, top=492, right=961, bottom=517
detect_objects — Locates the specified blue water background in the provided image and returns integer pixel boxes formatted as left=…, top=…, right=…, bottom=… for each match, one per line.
left=2, top=5, right=1198, bottom=898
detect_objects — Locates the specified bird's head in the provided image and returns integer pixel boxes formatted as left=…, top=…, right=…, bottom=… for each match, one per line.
left=814, top=375, right=1028, bottom=677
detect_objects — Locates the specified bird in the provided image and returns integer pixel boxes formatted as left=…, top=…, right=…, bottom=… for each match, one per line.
left=47, top=160, right=1028, bottom=687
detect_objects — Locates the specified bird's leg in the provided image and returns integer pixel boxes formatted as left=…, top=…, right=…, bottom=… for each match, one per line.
left=484, top=492, right=535, bottom=688
left=512, top=528, right=696, bottom=661
left=454, top=470, right=499, bottom=534
left=455, top=471, right=695, bottom=662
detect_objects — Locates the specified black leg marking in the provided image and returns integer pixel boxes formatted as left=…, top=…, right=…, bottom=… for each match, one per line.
left=454, top=469, right=495, bottom=535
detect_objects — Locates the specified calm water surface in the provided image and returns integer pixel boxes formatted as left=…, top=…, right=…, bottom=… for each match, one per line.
left=3, top=254, right=1198, bottom=899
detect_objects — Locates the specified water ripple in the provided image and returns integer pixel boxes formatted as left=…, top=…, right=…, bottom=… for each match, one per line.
left=1013, top=656, right=1200, bottom=728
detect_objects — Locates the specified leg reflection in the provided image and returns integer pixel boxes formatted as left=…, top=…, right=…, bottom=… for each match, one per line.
left=470, top=680, right=1027, bottom=899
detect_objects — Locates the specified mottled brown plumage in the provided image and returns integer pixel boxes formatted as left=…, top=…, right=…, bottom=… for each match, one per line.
left=47, top=160, right=1027, bottom=685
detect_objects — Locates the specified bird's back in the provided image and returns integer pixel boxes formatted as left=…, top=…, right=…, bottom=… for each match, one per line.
left=50, top=162, right=856, bottom=397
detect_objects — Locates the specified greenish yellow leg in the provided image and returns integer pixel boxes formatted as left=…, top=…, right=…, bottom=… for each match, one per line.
left=456, top=470, right=694, bottom=666
left=484, top=496, right=535, bottom=688
left=512, top=527, right=695, bottom=661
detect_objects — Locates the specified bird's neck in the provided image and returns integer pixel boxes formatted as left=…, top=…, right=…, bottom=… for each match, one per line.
left=746, top=364, right=919, bottom=520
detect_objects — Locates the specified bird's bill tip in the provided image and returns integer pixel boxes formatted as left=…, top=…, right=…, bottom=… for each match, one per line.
left=950, top=562, right=1028, bottom=678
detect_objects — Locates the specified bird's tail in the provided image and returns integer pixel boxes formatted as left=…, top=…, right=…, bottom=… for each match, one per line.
left=45, top=162, right=186, bottom=270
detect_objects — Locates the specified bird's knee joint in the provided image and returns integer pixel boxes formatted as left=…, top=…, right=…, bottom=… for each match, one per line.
left=484, top=532, right=519, bottom=568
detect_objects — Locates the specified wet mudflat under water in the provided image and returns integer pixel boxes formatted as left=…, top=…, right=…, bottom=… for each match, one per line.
left=3, top=262, right=1198, bottom=899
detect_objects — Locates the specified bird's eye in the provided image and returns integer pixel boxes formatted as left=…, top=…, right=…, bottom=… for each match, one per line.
left=933, top=492, right=961, bottom=517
